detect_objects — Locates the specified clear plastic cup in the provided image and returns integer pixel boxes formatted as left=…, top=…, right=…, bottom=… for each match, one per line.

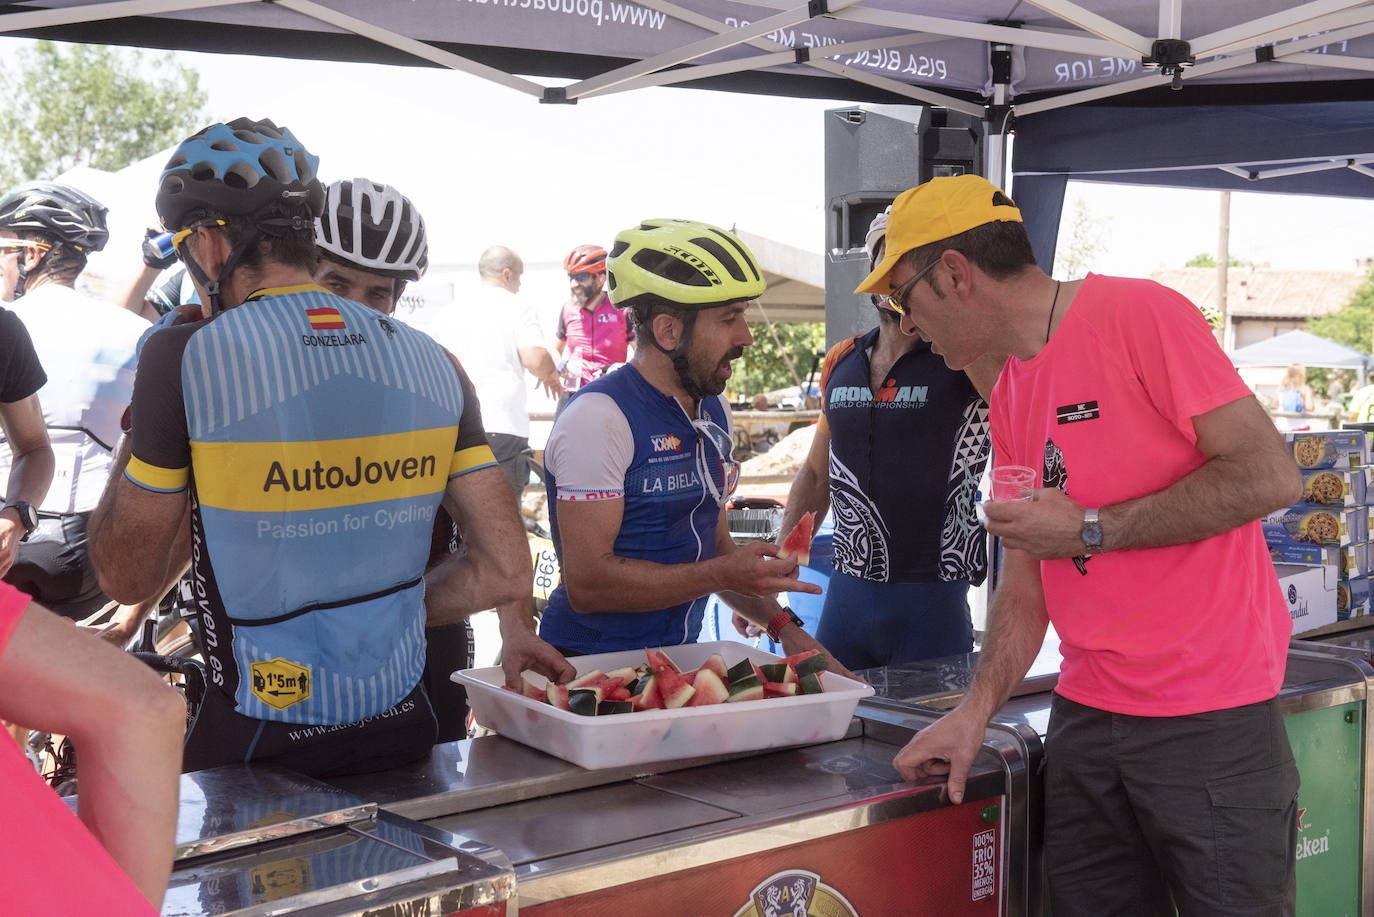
left=990, top=465, right=1036, bottom=502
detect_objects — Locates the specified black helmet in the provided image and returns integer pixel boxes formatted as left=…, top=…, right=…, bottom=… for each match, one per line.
left=155, top=116, right=324, bottom=231
left=0, top=182, right=109, bottom=255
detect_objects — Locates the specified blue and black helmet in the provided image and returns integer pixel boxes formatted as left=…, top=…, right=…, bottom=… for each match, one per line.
left=155, top=117, right=324, bottom=231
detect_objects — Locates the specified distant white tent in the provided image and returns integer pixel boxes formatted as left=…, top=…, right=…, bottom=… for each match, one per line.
left=1229, top=330, right=1367, bottom=376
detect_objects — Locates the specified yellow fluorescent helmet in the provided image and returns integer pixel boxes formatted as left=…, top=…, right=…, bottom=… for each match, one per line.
left=855, top=175, right=1022, bottom=296
left=606, top=218, right=766, bottom=310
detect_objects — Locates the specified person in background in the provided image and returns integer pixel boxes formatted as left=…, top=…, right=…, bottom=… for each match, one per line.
left=1326, top=371, right=1349, bottom=403
left=868, top=175, right=1300, bottom=917
left=0, top=582, right=183, bottom=913
left=1276, top=362, right=1314, bottom=429
left=553, top=243, right=633, bottom=412
left=765, top=207, right=1002, bottom=669
left=0, top=182, right=148, bottom=627
left=427, top=245, right=560, bottom=493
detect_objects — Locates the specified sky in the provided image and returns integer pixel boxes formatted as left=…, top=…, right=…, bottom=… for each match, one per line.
left=8, top=37, right=1374, bottom=301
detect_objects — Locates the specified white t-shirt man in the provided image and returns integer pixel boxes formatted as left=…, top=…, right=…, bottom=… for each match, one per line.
left=427, top=283, right=545, bottom=438
left=1, top=284, right=146, bottom=513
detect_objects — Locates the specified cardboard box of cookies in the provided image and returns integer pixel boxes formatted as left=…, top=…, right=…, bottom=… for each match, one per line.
left=1278, top=562, right=1339, bottom=635
left=1298, top=468, right=1365, bottom=507
left=1286, top=431, right=1364, bottom=471
left=1263, top=504, right=1364, bottom=548
left=1337, top=573, right=1373, bottom=621
left=1267, top=541, right=1353, bottom=570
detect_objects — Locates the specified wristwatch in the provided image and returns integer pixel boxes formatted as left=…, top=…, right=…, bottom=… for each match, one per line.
left=4, top=501, right=37, bottom=542
left=1080, top=508, right=1104, bottom=554
left=765, top=607, right=805, bottom=642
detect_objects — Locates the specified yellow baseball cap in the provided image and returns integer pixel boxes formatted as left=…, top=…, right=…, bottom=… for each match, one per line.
left=855, top=175, right=1022, bottom=296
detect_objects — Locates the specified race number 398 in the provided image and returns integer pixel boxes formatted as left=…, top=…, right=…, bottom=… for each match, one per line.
left=971, top=828, right=996, bottom=901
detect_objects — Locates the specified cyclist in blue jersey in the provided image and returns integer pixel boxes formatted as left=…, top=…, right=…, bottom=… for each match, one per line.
left=540, top=219, right=845, bottom=671
left=89, top=118, right=572, bottom=776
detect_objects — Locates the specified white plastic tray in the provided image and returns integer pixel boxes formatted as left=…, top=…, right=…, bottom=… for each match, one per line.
left=452, top=640, right=874, bottom=770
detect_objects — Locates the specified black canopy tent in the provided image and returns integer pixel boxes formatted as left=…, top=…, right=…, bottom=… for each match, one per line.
left=8, top=1, right=1374, bottom=257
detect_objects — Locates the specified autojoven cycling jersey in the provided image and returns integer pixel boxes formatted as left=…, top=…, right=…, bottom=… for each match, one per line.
left=540, top=365, right=730, bottom=653
left=127, top=285, right=495, bottom=725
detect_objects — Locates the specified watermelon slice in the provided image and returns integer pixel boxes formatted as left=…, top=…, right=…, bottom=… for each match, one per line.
left=781, top=649, right=828, bottom=677
left=569, top=688, right=600, bottom=716
left=688, top=668, right=729, bottom=706
left=646, top=648, right=682, bottom=675
left=725, top=658, right=756, bottom=686
left=567, top=669, right=606, bottom=690
left=763, top=681, right=799, bottom=698
left=779, top=511, right=816, bottom=566
left=520, top=674, right=545, bottom=700
left=656, top=667, right=696, bottom=708
left=606, top=666, right=639, bottom=683
left=727, top=681, right=765, bottom=703
left=700, top=653, right=728, bottom=682
left=798, top=672, right=825, bottom=695
left=632, top=675, right=661, bottom=711
left=545, top=684, right=571, bottom=711
left=597, top=700, right=633, bottom=715
left=759, top=663, right=789, bottom=684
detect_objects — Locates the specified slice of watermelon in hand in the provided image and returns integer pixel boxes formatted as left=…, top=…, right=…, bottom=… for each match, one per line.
left=778, top=511, right=816, bottom=567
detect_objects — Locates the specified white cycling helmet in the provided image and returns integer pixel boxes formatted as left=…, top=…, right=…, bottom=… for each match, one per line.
left=864, top=205, right=892, bottom=268
left=315, top=178, right=428, bottom=281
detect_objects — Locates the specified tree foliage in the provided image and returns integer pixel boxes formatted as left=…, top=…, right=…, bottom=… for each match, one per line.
left=0, top=41, right=208, bottom=188
left=1052, top=198, right=1106, bottom=281
left=1185, top=252, right=1247, bottom=268
left=1307, top=261, right=1374, bottom=355
left=732, top=321, right=827, bottom=398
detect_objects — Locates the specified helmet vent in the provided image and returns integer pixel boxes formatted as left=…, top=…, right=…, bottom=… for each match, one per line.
left=232, top=128, right=265, bottom=145
left=224, top=161, right=262, bottom=190
left=691, top=236, right=746, bottom=282
left=632, top=249, right=711, bottom=287
left=707, top=228, right=761, bottom=282
left=191, top=163, right=218, bottom=182
left=257, top=148, right=290, bottom=182
left=609, top=240, right=629, bottom=257
left=209, top=139, right=240, bottom=152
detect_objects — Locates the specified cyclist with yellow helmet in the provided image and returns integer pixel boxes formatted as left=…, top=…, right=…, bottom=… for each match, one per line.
left=540, top=219, right=842, bottom=666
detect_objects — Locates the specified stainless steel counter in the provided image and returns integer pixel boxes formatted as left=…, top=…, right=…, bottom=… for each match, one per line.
left=160, top=767, right=516, bottom=917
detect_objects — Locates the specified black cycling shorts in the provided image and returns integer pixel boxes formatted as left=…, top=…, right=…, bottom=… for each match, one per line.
left=181, top=680, right=439, bottom=778
left=5, top=513, right=107, bottom=619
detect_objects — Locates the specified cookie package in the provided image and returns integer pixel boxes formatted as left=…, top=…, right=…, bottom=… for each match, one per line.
left=1263, top=504, right=1368, bottom=548
left=1285, top=430, right=1364, bottom=471
left=1299, top=467, right=1371, bottom=507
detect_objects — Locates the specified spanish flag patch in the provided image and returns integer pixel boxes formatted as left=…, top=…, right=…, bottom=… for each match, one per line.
left=306, top=306, right=346, bottom=330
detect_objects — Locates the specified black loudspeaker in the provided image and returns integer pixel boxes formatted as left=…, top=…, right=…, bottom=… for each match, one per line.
left=823, top=105, right=983, bottom=346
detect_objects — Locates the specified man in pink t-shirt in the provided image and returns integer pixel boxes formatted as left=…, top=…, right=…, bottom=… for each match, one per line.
left=857, top=175, right=1302, bottom=917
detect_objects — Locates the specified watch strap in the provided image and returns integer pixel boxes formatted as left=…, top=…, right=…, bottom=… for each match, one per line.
left=765, top=607, right=804, bottom=642
left=1082, top=507, right=1103, bottom=553
left=3, top=501, right=37, bottom=541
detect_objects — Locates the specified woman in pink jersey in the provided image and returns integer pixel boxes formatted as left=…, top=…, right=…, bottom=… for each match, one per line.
left=0, top=582, right=183, bottom=914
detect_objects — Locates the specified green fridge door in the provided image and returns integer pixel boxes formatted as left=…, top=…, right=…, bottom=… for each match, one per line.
left=1288, top=700, right=1364, bottom=917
